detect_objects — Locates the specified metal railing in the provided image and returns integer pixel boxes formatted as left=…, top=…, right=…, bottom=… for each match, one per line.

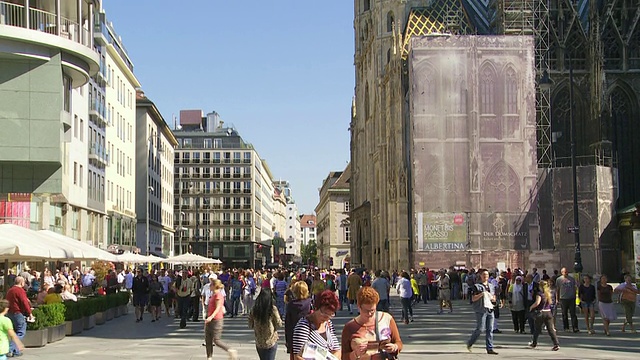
left=0, top=1, right=92, bottom=48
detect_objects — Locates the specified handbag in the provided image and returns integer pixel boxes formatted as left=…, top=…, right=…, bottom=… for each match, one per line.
left=375, top=312, right=397, bottom=360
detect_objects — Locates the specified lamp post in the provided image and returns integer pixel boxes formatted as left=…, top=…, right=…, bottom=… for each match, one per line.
left=179, top=211, right=185, bottom=255
left=566, top=51, right=583, bottom=274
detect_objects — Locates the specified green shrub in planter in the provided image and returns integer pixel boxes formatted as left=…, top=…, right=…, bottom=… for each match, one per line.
left=39, top=303, right=66, bottom=327
left=106, top=293, right=118, bottom=309
left=79, top=298, right=97, bottom=317
left=63, top=301, right=82, bottom=321
left=26, top=308, right=46, bottom=331
left=117, top=291, right=130, bottom=306
left=94, top=296, right=108, bottom=313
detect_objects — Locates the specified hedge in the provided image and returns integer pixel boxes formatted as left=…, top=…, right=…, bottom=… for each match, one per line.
left=26, top=307, right=47, bottom=331
left=63, top=300, right=82, bottom=321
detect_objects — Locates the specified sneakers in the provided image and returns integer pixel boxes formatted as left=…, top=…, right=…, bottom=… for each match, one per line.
left=492, top=329, right=502, bottom=334
left=486, top=349, right=499, bottom=355
left=228, top=349, right=238, bottom=360
left=528, top=341, right=537, bottom=348
left=552, top=345, right=560, bottom=351
left=466, top=344, right=472, bottom=353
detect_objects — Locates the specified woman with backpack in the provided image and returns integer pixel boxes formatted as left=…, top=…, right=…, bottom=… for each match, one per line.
left=528, top=280, right=559, bottom=351
left=248, top=288, right=283, bottom=360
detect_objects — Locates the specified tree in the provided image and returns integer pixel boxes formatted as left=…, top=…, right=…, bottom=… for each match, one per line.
left=301, top=240, right=318, bottom=266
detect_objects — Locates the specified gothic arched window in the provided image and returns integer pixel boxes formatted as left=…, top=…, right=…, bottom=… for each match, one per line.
left=505, top=67, right=518, bottom=114
left=387, top=12, right=394, bottom=33
left=480, top=64, right=496, bottom=114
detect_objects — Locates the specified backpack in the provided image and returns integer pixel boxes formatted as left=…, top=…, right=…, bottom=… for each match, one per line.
left=327, top=279, right=336, bottom=292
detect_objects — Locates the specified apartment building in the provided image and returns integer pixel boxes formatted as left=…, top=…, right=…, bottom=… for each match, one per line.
left=315, top=163, right=351, bottom=269
left=299, top=214, right=317, bottom=246
left=173, top=110, right=276, bottom=269
left=101, top=12, right=140, bottom=252
left=0, top=0, right=103, bottom=243
left=135, top=90, right=178, bottom=256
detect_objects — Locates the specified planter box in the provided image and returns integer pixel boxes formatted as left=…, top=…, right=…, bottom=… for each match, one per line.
left=114, top=306, right=121, bottom=318
left=24, top=328, right=48, bottom=348
left=95, top=311, right=106, bottom=325
left=47, top=324, right=66, bottom=343
left=65, top=319, right=83, bottom=336
left=83, top=314, right=95, bottom=330
left=105, top=308, right=114, bottom=321
left=119, top=304, right=129, bottom=315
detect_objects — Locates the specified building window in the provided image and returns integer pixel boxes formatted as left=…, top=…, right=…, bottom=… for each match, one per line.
left=244, top=152, right=251, bottom=163
left=386, top=12, right=394, bottom=33
left=63, top=75, right=71, bottom=113
left=79, top=165, right=83, bottom=187
left=213, top=139, right=222, bottom=148
left=183, top=138, right=192, bottom=148
left=204, top=138, right=212, bottom=148
left=345, top=201, right=350, bottom=212
left=480, top=65, right=496, bottom=114
left=505, top=67, right=518, bottom=114
left=364, top=0, right=370, bottom=12
left=345, top=226, right=351, bottom=242
left=73, top=162, right=78, bottom=184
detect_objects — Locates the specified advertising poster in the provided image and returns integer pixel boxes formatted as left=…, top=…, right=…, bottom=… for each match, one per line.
left=417, top=213, right=467, bottom=251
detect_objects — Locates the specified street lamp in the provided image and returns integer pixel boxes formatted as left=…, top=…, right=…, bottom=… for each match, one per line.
left=146, top=185, right=153, bottom=256
left=566, top=50, right=583, bottom=273
left=179, top=211, right=186, bottom=255
left=146, top=134, right=162, bottom=256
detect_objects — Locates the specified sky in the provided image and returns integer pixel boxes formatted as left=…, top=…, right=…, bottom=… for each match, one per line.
left=106, top=1, right=355, bottom=214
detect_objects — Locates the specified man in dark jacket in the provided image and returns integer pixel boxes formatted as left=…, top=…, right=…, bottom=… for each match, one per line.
left=132, top=269, right=150, bottom=322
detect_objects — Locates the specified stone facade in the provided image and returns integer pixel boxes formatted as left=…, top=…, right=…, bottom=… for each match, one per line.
left=409, top=35, right=538, bottom=271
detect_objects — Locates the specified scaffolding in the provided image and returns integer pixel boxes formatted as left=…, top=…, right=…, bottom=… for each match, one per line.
left=493, top=0, right=552, bottom=168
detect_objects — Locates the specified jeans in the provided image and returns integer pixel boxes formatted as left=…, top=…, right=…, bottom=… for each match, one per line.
left=419, top=285, right=429, bottom=303
left=256, top=344, right=278, bottom=360
left=339, top=290, right=347, bottom=310
left=376, top=299, right=390, bottom=312
left=467, top=311, right=495, bottom=351
left=559, top=298, right=578, bottom=330
left=7, top=312, right=25, bottom=355
left=231, top=295, right=241, bottom=316
left=205, top=319, right=233, bottom=358
left=177, top=296, right=190, bottom=325
left=531, top=311, right=559, bottom=346
left=400, top=297, right=413, bottom=322
left=452, top=283, right=461, bottom=300
left=191, top=296, right=200, bottom=320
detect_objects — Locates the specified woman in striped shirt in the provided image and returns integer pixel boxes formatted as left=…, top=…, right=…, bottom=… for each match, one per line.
left=292, top=290, right=341, bottom=359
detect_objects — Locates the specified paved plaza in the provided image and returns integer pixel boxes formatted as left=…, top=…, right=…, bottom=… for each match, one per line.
left=25, top=294, right=640, bottom=359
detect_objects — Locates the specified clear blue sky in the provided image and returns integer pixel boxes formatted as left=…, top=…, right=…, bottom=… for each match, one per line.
left=106, top=1, right=354, bottom=214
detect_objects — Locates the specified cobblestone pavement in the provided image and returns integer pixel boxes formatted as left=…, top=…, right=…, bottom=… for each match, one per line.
left=25, top=294, right=640, bottom=359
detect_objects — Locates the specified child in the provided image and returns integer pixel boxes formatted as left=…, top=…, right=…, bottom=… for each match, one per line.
left=0, top=299, right=24, bottom=360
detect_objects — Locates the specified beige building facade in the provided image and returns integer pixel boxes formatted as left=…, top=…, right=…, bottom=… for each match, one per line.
left=315, top=164, right=351, bottom=269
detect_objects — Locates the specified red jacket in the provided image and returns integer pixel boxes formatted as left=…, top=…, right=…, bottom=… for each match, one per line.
left=6, top=286, right=31, bottom=316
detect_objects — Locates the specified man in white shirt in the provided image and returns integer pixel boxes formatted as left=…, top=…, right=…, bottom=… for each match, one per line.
left=124, top=269, right=134, bottom=291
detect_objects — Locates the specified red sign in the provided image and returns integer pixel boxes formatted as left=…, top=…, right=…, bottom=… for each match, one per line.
left=453, top=214, right=464, bottom=225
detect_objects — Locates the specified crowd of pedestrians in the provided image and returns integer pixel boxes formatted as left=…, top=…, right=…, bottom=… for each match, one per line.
left=1, top=262, right=637, bottom=359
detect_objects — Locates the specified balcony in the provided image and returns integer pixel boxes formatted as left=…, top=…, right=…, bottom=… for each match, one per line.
left=0, top=2, right=92, bottom=48
left=243, top=205, right=251, bottom=210
left=88, top=143, right=108, bottom=167
left=181, top=173, right=190, bottom=178
left=232, top=205, right=241, bottom=210
left=243, top=221, right=251, bottom=225
left=203, top=158, right=211, bottom=164
left=223, top=220, right=231, bottom=225
left=89, top=99, right=107, bottom=126
left=94, top=57, right=107, bottom=86
left=233, top=189, right=241, bottom=194
left=243, top=173, right=251, bottom=178
left=233, top=174, right=241, bottom=178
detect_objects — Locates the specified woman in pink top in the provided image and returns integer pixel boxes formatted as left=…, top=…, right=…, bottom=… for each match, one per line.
left=204, top=280, right=238, bottom=360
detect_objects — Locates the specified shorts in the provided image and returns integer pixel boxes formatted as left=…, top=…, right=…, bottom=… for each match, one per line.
left=581, top=301, right=594, bottom=309
left=133, top=294, right=149, bottom=307
left=150, top=295, right=162, bottom=307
